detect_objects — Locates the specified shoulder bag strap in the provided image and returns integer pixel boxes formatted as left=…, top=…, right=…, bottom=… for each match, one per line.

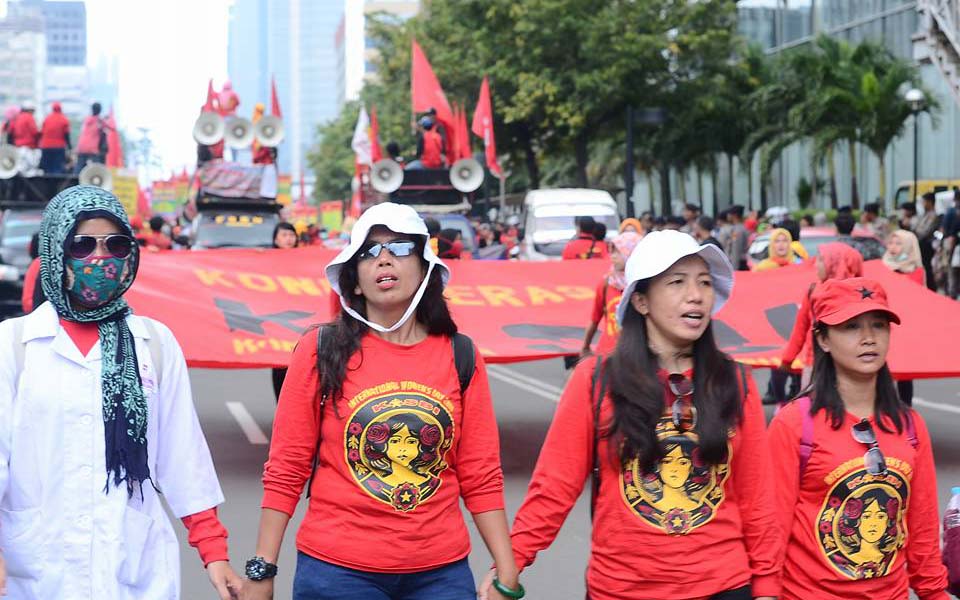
left=306, top=326, right=327, bottom=499
left=905, top=410, right=918, bottom=449
left=451, top=332, right=476, bottom=397
left=590, top=356, right=606, bottom=521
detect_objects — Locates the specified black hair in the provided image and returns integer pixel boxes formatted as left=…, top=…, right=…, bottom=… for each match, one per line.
left=666, top=215, right=686, bottom=228
left=386, top=141, right=401, bottom=159
left=863, top=202, right=880, bottom=215
left=272, top=222, right=298, bottom=248
left=148, top=215, right=165, bottom=232
left=799, top=325, right=907, bottom=433
left=578, top=216, right=596, bottom=234
left=728, top=205, right=745, bottom=219
left=317, top=234, right=457, bottom=406
left=684, top=203, right=700, bottom=214
left=437, top=228, right=461, bottom=258
left=592, top=222, right=607, bottom=242
left=781, top=218, right=801, bottom=242
left=605, top=281, right=744, bottom=473
left=29, top=232, right=40, bottom=260
left=801, top=214, right=815, bottom=226
left=835, top=213, right=855, bottom=235
left=696, top=215, right=715, bottom=232
left=92, top=102, right=102, bottom=116
left=423, top=217, right=440, bottom=237
left=922, top=192, right=936, bottom=203
left=837, top=205, right=853, bottom=214
left=901, top=202, right=916, bottom=214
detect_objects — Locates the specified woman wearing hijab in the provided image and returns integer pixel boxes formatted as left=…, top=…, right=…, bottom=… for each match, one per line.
left=778, top=243, right=864, bottom=394
left=0, top=186, right=241, bottom=599
left=882, top=229, right=926, bottom=287
left=768, top=278, right=948, bottom=599
left=487, top=231, right=780, bottom=600
left=753, top=228, right=799, bottom=271
left=578, top=231, right=641, bottom=361
left=246, top=203, right=520, bottom=600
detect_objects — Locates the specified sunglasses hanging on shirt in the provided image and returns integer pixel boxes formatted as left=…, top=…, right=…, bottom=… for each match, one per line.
left=851, top=419, right=888, bottom=476
left=667, top=373, right=697, bottom=433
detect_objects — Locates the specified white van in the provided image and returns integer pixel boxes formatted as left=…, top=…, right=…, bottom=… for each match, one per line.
left=519, top=188, right=620, bottom=260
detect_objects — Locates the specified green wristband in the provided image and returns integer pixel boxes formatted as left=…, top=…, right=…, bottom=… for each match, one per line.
left=492, top=577, right=525, bottom=599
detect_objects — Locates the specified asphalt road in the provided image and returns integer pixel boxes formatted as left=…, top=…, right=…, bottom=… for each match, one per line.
left=175, top=362, right=960, bottom=599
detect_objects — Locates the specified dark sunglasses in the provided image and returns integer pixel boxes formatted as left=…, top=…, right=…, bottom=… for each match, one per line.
left=851, top=419, right=887, bottom=475
left=357, top=240, right=416, bottom=261
left=68, top=234, right=135, bottom=260
left=667, top=373, right=697, bottom=432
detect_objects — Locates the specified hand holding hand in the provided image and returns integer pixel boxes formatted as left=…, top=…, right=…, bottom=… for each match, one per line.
left=206, top=561, right=243, bottom=600
left=240, top=578, right=274, bottom=600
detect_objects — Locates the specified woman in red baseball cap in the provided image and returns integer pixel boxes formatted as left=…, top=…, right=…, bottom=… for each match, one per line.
left=768, top=277, right=948, bottom=600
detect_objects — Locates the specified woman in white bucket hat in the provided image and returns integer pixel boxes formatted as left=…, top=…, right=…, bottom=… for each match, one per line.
left=246, top=203, right=521, bottom=600
left=497, top=230, right=781, bottom=600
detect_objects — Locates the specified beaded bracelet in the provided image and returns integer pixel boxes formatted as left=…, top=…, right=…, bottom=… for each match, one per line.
left=492, top=577, right=525, bottom=599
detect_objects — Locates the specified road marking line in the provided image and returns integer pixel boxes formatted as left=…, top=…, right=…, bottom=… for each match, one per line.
left=914, top=397, right=960, bottom=415
left=225, top=401, right=270, bottom=445
left=487, top=365, right=566, bottom=396
left=486, top=368, right=561, bottom=403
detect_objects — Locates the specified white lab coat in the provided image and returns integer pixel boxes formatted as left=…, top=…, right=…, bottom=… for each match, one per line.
left=0, top=302, right=224, bottom=599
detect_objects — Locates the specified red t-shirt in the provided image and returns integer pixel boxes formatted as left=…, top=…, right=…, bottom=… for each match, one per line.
left=510, top=360, right=781, bottom=599
left=421, top=130, right=444, bottom=168
left=768, top=401, right=948, bottom=600
left=39, top=112, right=70, bottom=149
left=781, top=284, right=815, bottom=369
left=562, top=234, right=609, bottom=260
left=77, top=115, right=104, bottom=154
left=589, top=280, right=622, bottom=355
left=10, top=112, right=38, bottom=148
left=262, top=329, right=504, bottom=573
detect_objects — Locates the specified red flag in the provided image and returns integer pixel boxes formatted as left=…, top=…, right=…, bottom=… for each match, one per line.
left=203, top=79, right=216, bottom=112
left=370, top=106, right=382, bottom=163
left=106, top=108, right=123, bottom=168
left=471, top=76, right=502, bottom=176
left=270, top=76, right=282, bottom=118
left=411, top=39, right=455, bottom=161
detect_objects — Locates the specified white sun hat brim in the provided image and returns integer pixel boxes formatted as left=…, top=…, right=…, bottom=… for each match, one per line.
left=324, top=202, right=450, bottom=297
left=615, top=230, right=735, bottom=325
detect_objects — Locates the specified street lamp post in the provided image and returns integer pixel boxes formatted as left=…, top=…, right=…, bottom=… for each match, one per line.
left=905, top=88, right=926, bottom=208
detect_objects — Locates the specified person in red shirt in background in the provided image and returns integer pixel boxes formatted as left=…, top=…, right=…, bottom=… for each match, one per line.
left=144, top=216, right=172, bottom=250
left=38, top=102, right=72, bottom=174
left=561, top=216, right=610, bottom=260
left=413, top=116, right=446, bottom=169
left=20, top=233, right=42, bottom=313
left=488, top=230, right=780, bottom=600
left=217, top=81, right=240, bottom=117
left=578, top=230, right=641, bottom=361
left=246, top=203, right=519, bottom=600
left=778, top=242, right=864, bottom=396
left=75, top=102, right=109, bottom=173
left=9, top=103, right=39, bottom=148
left=1, top=105, right=19, bottom=142
left=251, top=103, right=277, bottom=165
left=767, top=277, right=948, bottom=600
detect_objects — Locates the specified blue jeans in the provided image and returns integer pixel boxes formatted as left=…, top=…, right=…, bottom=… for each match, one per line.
left=292, top=552, right=476, bottom=600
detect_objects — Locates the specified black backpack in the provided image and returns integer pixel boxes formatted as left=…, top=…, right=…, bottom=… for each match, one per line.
left=304, top=327, right=476, bottom=497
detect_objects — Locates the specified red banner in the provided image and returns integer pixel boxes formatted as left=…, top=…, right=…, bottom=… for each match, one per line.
left=124, top=249, right=960, bottom=378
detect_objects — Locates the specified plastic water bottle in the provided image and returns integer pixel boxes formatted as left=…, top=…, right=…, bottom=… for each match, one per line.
left=948, top=487, right=960, bottom=530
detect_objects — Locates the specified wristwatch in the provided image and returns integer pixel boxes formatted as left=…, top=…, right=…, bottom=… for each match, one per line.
left=245, top=556, right=278, bottom=581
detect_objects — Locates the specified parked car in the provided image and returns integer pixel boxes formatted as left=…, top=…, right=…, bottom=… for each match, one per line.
left=747, top=226, right=885, bottom=268
left=519, top=188, right=619, bottom=260
left=0, top=206, right=44, bottom=318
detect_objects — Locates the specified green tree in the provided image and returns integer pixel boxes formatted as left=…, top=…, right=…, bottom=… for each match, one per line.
left=307, top=100, right=361, bottom=201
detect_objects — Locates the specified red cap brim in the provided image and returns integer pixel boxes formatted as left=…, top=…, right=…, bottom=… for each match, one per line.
left=817, top=302, right=901, bottom=326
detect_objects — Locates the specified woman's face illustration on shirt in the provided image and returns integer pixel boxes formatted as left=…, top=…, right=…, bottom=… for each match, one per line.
left=387, top=425, right=420, bottom=468
left=857, top=499, right=889, bottom=544
left=659, top=445, right=692, bottom=490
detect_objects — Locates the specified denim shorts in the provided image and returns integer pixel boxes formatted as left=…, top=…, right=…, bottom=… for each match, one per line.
left=292, top=552, right=476, bottom=600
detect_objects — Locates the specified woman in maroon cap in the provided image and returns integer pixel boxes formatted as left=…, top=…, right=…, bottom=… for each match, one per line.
left=767, top=277, right=948, bottom=600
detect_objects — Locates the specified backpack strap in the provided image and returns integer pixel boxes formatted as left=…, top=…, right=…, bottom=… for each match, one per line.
left=736, top=362, right=748, bottom=398
left=904, top=410, right=918, bottom=449
left=142, top=319, right=165, bottom=389
left=589, top=356, right=607, bottom=521
left=451, top=332, right=476, bottom=397
left=305, top=326, right=327, bottom=499
left=798, top=396, right=815, bottom=475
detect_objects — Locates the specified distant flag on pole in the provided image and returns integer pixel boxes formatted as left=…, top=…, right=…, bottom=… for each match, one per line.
left=203, top=79, right=216, bottom=112
left=351, top=106, right=373, bottom=167
left=410, top=39, right=456, bottom=160
left=270, top=76, right=283, bottom=118
left=471, top=76, right=502, bottom=177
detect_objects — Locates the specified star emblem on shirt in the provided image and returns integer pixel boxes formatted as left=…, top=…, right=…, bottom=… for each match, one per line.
left=858, top=286, right=874, bottom=299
